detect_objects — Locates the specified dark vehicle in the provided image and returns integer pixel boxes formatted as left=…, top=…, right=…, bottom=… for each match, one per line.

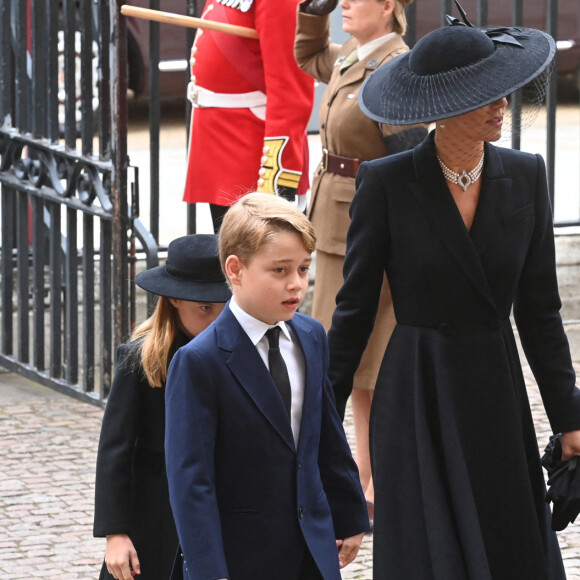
left=58, top=1, right=200, bottom=131
left=123, top=0, right=200, bottom=101
left=62, top=1, right=577, bottom=132
left=128, top=1, right=579, bottom=98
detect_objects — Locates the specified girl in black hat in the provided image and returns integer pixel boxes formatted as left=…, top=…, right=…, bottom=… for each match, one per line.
left=328, top=6, right=580, bottom=579
left=93, top=234, right=230, bottom=580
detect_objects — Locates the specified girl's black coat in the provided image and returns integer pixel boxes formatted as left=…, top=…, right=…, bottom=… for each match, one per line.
left=328, top=133, right=580, bottom=579
left=94, top=338, right=185, bottom=580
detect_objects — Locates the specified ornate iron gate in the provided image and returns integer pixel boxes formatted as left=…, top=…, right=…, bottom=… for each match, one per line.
left=0, top=0, right=130, bottom=403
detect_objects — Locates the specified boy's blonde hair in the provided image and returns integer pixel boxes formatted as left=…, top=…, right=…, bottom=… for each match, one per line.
left=219, top=192, right=316, bottom=280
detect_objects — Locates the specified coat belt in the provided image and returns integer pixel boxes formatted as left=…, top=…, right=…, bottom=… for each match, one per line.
left=187, top=83, right=267, bottom=109
left=322, top=148, right=360, bottom=178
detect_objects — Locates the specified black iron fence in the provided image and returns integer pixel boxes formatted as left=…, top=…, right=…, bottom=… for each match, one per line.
left=0, top=0, right=199, bottom=403
left=0, top=0, right=577, bottom=403
left=0, top=0, right=130, bottom=403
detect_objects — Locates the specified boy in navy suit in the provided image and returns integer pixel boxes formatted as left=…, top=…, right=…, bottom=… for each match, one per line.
left=165, top=192, right=369, bottom=580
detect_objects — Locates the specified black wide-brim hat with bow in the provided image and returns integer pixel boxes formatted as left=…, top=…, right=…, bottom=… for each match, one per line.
left=135, top=234, right=231, bottom=302
left=359, top=3, right=556, bottom=125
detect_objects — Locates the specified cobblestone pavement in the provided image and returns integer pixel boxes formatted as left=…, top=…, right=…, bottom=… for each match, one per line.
left=1, top=356, right=580, bottom=579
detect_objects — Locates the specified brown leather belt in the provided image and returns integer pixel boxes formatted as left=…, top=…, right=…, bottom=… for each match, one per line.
left=322, top=148, right=360, bottom=178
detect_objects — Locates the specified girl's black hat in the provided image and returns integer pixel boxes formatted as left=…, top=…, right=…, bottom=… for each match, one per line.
left=135, top=234, right=231, bottom=302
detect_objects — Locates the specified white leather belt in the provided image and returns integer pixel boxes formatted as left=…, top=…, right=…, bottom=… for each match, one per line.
left=187, top=83, right=267, bottom=109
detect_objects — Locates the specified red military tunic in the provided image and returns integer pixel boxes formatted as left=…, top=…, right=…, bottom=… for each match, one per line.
left=183, top=0, right=315, bottom=205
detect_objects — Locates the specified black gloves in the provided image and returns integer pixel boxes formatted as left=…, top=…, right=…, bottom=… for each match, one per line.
left=301, top=0, right=339, bottom=16
left=541, top=433, right=580, bottom=531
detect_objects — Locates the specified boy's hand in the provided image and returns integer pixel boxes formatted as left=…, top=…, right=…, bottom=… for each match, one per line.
left=336, top=532, right=365, bottom=568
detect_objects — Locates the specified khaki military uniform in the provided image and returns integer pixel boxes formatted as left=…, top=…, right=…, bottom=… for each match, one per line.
left=295, top=8, right=411, bottom=390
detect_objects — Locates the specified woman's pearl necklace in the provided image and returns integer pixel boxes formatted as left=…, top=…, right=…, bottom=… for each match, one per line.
left=437, top=152, right=485, bottom=191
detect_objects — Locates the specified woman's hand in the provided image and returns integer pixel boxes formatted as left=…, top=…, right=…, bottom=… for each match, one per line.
left=105, top=534, right=141, bottom=579
left=301, top=0, right=339, bottom=16
left=561, top=429, right=580, bottom=461
left=336, top=532, right=365, bottom=569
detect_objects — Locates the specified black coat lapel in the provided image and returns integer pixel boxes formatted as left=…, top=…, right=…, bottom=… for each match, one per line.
left=469, top=143, right=515, bottom=258
left=409, top=136, right=498, bottom=311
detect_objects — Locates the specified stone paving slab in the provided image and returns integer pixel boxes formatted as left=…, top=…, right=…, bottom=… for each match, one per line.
left=1, top=355, right=580, bottom=579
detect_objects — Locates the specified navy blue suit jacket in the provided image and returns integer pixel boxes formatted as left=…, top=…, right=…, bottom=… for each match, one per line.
left=165, top=305, right=368, bottom=580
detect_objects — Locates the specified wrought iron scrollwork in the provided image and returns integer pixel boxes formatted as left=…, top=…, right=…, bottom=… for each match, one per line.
left=0, top=131, right=113, bottom=217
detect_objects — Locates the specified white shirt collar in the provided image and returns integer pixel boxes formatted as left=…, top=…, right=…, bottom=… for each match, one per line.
left=357, top=32, right=397, bottom=61
left=229, top=297, right=291, bottom=345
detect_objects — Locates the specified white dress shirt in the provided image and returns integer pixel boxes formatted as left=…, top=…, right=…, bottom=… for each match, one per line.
left=229, top=298, right=305, bottom=446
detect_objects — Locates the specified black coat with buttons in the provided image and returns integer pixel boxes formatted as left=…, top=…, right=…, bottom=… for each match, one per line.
left=328, top=132, right=580, bottom=579
left=94, top=336, right=187, bottom=580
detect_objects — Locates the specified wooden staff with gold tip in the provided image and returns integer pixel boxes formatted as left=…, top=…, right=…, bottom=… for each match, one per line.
left=120, top=5, right=259, bottom=39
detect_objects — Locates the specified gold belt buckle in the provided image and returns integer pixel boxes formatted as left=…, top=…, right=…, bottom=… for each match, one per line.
left=322, top=148, right=329, bottom=171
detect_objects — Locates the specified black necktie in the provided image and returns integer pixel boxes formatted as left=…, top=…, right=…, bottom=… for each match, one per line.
left=265, top=327, right=292, bottom=418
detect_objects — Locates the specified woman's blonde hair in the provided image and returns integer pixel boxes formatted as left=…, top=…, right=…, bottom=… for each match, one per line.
left=130, top=296, right=181, bottom=387
left=218, top=192, right=316, bottom=285
left=393, top=0, right=410, bottom=36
